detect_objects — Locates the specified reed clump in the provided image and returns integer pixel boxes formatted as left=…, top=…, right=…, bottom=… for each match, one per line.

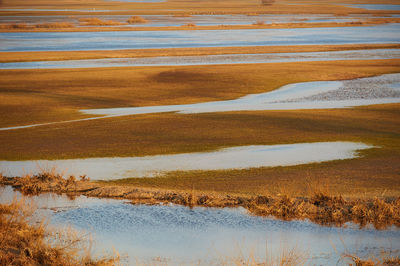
left=126, top=16, right=148, bottom=24
left=0, top=195, right=117, bottom=265
left=182, top=23, right=196, bottom=27
left=1, top=169, right=96, bottom=196
left=343, top=253, right=400, bottom=266
left=253, top=20, right=266, bottom=26
left=78, top=18, right=124, bottom=26
left=0, top=22, right=75, bottom=29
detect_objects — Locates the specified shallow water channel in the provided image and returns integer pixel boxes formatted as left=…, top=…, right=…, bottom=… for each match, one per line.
left=0, top=186, right=399, bottom=265
left=1, top=49, right=399, bottom=69
left=1, top=73, right=399, bottom=132
left=0, top=24, right=399, bottom=51
left=0, top=142, right=372, bottom=180
left=81, top=73, right=400, bottom=117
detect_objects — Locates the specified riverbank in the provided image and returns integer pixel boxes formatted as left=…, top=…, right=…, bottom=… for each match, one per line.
left=1, top=172, right=399, bottom=229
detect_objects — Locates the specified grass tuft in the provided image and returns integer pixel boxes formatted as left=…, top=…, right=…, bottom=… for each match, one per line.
left=78, top=18, right=125, bottom=26
left=126, top=16, right=148, bottom=24
left=0, top=193, right=118, bottom=265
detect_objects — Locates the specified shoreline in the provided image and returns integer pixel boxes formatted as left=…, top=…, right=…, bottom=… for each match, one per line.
left=1, top=173, right=399, bottom=230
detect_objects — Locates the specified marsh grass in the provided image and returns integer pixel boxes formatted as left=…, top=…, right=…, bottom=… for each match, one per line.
left=78, top=18, right=125, bottom=26
left=182, top=23, right=196, bottom=27
left=127, top=16, right=148, bottom=24
left=0, top=22, right=75, bottom=29
left=0, top=192, right=118, bottom=265
left=342, top=253, right=400, bottom=265
left=2, top=169, right=399, bottom=229
left=253, top=20, right=266, bottom=26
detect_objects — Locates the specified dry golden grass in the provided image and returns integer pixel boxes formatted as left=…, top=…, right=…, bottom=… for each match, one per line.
left=182, top=22, right=196, bottom=27
left=78, top=17, right=125, bottom=26
left=343, top=253, right=400, bottom=266
left=0, top=22, right=75, bottom=30
left=126, top=16, right=148, bottom=24
left=1, top=0, right=397, bottom=16
left=0, top=191, right=117, bottom=265
left=0, top=103, right=399, bottom=199
left=0, top=60, right=399, bottom=209
left=0, top=59, right=398, bottom=127
left=253, top=20, right=266, bottom=25
left=2, top=171, right=399, bottom=229
left=2, top=18, right=400, bottom=32
left=2, top=44, right=398, bottom=63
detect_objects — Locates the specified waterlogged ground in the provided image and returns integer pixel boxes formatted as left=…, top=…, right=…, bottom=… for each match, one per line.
left=0, top=73, right=398, bottom=131
left=81, top=73, right=400, bottom=117
left=0, top=24, right=399, bottom=51
left=1, top=49, right=399, bottom=69
left=0, top=186, right=398, bottom=265
left=0, top=142, right=372, bottom=180
left=0, top=14, right=381, bottom=27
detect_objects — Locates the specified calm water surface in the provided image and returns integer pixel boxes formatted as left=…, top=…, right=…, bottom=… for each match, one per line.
left=1, top=49, right=399, bottom=69
left=0, top=24, right=399, bottom=51
left=0, top=142, right=372, bottom=180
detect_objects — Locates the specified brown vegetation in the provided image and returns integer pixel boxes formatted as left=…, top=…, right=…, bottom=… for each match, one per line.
left=261, top=0, right=275, bottom=6
left=0, top=0, right=396, bottom=17
left=182, top=23, right=196, bottom=27
left=0, top=189, right=117, bottom=265
left=253, top=20, right=266, bottom=26
left=2, top=18, right=400, bottom=32
left=343, top=254, right=400, bottom=266
left=0, top=22, right=75, bottom=30
left=126, top=16, right=148, bottom=24
left=1, top=173, right=399, bottom=229
left=78, top=17, right=124, bottom=26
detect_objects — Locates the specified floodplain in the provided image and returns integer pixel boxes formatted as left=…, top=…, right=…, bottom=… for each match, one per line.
left=1, top=0, right=400, bottom=265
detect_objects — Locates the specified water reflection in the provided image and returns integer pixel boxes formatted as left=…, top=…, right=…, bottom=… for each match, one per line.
left=0, top=24, right=399, bottom=51
left=0, top=142, right=372, bottom=180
